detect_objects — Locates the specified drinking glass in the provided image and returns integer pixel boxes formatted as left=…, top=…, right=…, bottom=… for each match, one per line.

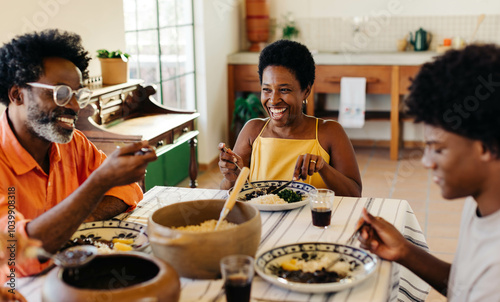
left=309, top=189, right=335, bottom=228
left=220, top=255, right=254, bottom=302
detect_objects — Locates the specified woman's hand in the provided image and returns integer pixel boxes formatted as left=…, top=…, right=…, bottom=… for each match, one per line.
left=218, top=143, right=243, bottom=185
left=293, top=153, right=326, bottom=181
left=357, top=208, right=410, bottom=263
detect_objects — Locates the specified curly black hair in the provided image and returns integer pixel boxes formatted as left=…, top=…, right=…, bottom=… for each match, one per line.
left=258, top=39, right=315, bottom=91
left=405, top=44, right=500, bottom=156
left=0, top=29, right=91, bottom=106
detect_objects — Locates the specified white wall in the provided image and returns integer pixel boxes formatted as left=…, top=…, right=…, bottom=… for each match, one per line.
left=0, top=0, right=239, bottom=168
left=194, top=0, right=242, bottom=166
left=269, top=0, right=499, bottom=18
left=265, top=0, right=499, bottom=142
left=3, top=1, right=497, bottom=165
left=0, top=0, right=126, bottom=77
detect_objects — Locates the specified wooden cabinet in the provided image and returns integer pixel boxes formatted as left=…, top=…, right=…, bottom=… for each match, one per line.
left=228, top=64, right=421, bottom=160
left=315, top=65, right=392, bottom=94
left=76, top=80, right=200, bottom=190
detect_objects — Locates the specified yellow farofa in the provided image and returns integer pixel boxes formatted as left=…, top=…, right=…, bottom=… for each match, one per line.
left=248, top=194, right=286, bottom=205
left=93, top=240, right=135, bottom=253
left=172, top=219, right=237, bottom=232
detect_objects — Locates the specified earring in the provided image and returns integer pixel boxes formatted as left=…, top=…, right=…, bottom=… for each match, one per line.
left=302, top=99, right=308, bottom=105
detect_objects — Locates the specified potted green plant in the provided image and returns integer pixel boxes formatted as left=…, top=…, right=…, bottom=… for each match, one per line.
left=232, top=93, right=266, bottom=136
left=280, top=12, right=299, bottom=40
left=96, top=49, right=131, bottom=85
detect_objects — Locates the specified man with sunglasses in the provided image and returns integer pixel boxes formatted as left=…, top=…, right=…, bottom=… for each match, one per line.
left=0, top=29, right=157, bottom=278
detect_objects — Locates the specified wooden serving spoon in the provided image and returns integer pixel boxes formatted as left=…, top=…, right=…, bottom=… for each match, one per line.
left=215, top=167, right=250, bottom=230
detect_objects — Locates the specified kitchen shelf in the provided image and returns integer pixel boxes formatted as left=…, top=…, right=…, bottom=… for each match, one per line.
left=227, top=61, right=425, bottom=160
left=314, top=110, right=391, bottom=121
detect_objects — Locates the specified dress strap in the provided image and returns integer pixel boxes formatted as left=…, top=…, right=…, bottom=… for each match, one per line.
left=257, top=118, right=270, bottom=138
left=315, top=118, right=319, bottom=141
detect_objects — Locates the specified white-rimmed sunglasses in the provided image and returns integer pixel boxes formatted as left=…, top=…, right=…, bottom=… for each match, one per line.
left=27, top=82, right=93, bottom=108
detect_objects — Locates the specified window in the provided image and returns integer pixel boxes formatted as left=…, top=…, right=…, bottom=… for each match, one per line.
left=123, top=0, right=196, bottom=110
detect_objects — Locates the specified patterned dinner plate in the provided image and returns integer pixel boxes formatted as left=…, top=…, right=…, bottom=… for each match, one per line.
left=229, top=180, right=316, bottom=211
left=255, top=242, right=379, bottom=293
left=70, top=220, right=149, bottom=251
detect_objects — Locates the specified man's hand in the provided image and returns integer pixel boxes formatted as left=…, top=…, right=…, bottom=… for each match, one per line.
left=0, top=287, right=27, bottom=302
left=0, top=233, right=41, bottom=265
left=357, top=208, right=410, bottom=262
left=357, top=208, right=451, bottom=293
left=93, top=141, right=157, bottom=190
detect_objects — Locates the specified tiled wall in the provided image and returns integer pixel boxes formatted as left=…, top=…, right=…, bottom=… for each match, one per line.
left=265, top=14, right=500, bottom=53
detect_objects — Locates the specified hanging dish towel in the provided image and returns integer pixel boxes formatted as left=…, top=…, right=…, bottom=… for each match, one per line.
left=338, top=77, right=366, bottom=128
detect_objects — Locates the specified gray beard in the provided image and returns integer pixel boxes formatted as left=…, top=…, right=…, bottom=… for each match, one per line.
left=25, top=100, right=75, bottom=144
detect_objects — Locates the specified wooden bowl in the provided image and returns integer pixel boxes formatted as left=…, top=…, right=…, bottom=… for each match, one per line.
left=42, top=252, right=180, bottom=302
left=148, top=199, right=261, bottom=279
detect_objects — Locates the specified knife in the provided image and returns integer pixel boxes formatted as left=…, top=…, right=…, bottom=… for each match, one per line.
left=269, top=179, right=294, bottom=195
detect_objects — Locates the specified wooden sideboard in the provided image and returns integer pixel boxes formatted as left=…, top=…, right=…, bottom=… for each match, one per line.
left=227, top=64, right=421, bottom=160
left=76, top=80, right=200, bottom=190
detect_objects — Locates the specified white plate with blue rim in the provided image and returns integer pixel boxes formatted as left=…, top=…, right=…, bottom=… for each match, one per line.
left=254, top=242, right=379, bottom=293
left=67, top=220, right=149, bottom=251
left=228, top=180, right=316, bottom=211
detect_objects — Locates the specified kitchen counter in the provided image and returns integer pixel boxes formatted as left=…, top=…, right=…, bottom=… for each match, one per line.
left=228, top=51, right=438, bottom=66
left=227, top=52, right=431, bottom=160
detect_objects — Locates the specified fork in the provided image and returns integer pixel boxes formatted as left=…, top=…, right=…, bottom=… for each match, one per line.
left=222, top=145, right=264, bottom=195
left=326, top=221, right=368, bottom=270
left=232, top=161, right=264, bottom=194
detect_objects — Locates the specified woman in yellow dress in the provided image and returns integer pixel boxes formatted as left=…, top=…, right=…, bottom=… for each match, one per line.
left=219, top=40, right=361, bottom=197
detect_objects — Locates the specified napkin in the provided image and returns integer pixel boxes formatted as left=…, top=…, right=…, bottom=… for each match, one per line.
left=338, top=77, right=366, bottom=128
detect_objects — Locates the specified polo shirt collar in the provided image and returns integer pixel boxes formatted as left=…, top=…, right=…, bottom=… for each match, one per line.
left=0, top=110, right=62, bottom=176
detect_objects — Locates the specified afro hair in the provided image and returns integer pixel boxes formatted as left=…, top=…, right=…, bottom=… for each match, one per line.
left=0, top=29, right=91, bottom=106
left=405, top=44, right=500, bottom=156
left=258, top=39, right=315, bottom=91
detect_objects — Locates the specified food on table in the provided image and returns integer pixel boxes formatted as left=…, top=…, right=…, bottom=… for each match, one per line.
left=171, top=219, right=237, bottom=232
left=244, top=185, right=276, bottom=200
left=277, top=189, right=303, bottom=203
left=113, top=242, right=133, bottom=252
left=112, top=238, right=135, bottom=245
left=248, top=194, right=287, bottom=205
left=62, top=236, right=135, bottom=253
left=270, top=252, right=355, bottom=283
left=245, top=187, right=304, bottom=203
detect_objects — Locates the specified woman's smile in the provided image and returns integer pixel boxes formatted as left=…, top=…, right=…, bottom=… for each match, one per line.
left=268, top=107, right=287, bottom=120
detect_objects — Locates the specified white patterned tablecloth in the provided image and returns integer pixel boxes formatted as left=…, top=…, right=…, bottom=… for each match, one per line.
left=17, top=186, right=430, bottom=302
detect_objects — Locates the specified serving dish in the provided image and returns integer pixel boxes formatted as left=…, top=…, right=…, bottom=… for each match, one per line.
left=70, top=220, right=149, bottom=251
left=43, top=252, right=180, bottom=302
left=148, top=199, right=261, bottom=279
left=229, top=180, right=315, bottom=211
left=254, top=242, right=378, bottom=293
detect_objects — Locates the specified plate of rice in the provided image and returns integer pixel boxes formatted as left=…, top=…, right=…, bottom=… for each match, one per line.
left=229, top=180, right=316, bottom=211
left=62, top=220, right=149, bottom=254
left=254, top=242, right=379, bottom=293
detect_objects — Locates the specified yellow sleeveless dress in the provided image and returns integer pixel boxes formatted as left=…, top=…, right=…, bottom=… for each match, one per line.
left=249, top=118, right=330, bottom=188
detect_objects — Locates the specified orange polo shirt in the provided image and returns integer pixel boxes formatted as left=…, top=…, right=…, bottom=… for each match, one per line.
left=0, top=110, right=142, bottom=279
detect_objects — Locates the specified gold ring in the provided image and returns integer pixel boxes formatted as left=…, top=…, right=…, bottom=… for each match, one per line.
left=310, top=160, right=317, bottom=164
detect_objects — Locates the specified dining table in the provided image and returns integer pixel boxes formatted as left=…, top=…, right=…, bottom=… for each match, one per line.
left=17, top=186, right=430, bottom=302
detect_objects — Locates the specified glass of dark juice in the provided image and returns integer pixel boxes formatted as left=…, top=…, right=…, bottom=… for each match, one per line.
left=220, top=255, right=254, bottom=302
left=309, top=189, right=335, bottom=228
